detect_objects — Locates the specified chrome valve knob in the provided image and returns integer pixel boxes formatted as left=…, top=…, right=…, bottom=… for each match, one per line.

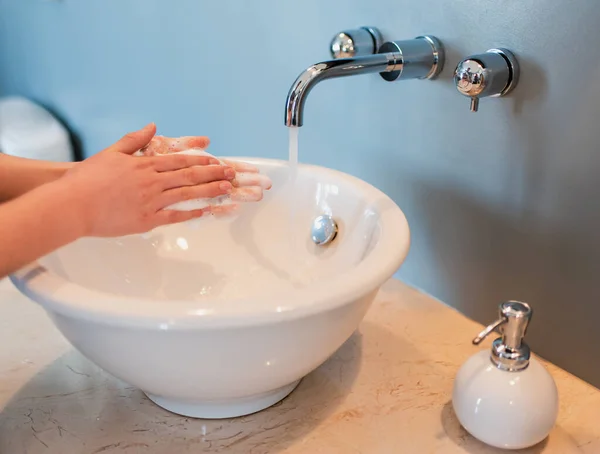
left=329, top=26, right=383, bottom=58
left=454, top=48, right=519, bottom=112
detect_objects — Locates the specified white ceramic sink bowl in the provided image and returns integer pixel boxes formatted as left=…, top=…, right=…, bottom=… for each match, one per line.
left=11, top=158, right=410, bottom=419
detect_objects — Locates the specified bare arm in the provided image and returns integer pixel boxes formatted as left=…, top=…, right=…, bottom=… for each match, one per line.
left=0, top=123, right=242, bottom=279
left=0, top=181, right=83, bottom=278
left=0, top=153, right=74, bottom=203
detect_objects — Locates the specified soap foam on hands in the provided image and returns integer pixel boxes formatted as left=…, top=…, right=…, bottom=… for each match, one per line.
left=164, top=148, right=235, bottom=215
left=161, top=148, right=271, bottom=214
left=135, top=145, right=272, bottom=232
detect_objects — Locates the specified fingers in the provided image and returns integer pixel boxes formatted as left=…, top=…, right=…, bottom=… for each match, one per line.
left=174, top=136, right=211, bottom=150
left=230, top=186, right=264, bottom=202
left=153, top=208, right=207, bottom=227
left=221, top=159, right=259, bottom=173
left=160, top=165, right=235, bottom=190
left=204, top=204, right=240, bottom=217
left=151, top=154, right=221, bottom=172
left=142, top=135, right=211, bottom=155
left=152, top=202, right=239, bottom=228
left=233, top=172, right=272, bottom=189
left=157, top=181, right=232, bottom=209
left=219, top=159, right=271, bottom=190
left=111, top=123, right=157, bottom=155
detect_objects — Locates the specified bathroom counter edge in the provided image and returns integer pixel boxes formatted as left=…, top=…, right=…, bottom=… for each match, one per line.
left=0, top=277, right=597, bottom=453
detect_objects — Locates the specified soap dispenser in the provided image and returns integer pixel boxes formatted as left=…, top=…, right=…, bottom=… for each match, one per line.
left=452, top=301, right=559, bottom=450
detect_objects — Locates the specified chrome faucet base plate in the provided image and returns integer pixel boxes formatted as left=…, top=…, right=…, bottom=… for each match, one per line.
left=487, top=48, right=520, bottom=97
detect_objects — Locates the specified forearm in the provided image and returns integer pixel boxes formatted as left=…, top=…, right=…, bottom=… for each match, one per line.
left=0, top=153, right=74, bottom=203
left=0, top=182, right=83, bottom=279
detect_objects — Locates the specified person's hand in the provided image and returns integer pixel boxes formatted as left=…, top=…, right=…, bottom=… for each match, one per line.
left=54, top=123, right=236, bottom=237
left=138, top=135, right=272, bottom=211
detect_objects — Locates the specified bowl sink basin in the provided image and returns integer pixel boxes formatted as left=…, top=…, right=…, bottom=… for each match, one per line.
left=10, top=158, right=410, bottom=419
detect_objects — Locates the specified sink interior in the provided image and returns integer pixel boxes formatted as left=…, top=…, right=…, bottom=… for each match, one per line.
left=39, top=160, right=384, bottom=307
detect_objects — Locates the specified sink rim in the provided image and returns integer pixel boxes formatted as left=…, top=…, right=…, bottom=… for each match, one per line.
left=10, top=158, right=410, bottom=329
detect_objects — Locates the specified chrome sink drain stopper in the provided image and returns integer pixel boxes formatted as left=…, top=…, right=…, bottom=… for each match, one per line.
left=311, top=215, right=338, bottom=246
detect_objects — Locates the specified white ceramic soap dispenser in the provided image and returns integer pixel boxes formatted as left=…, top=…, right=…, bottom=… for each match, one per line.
left=452, top=301, right=559, bottom=450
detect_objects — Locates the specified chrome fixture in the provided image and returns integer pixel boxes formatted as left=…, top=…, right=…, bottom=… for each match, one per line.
left=284, top=26, right=445, bottom=127
left=311, top=215, right=338, bottom=246
left=472, top=301, right=532, bottom=372
left=454, top=48, right=519, bottom=112
left=330, top=26, right=383, bottom=58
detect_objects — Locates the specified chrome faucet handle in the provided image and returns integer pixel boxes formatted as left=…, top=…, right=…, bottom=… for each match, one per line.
left=330, top=26, right=383, bottom=58
left=453, top=48, right=519, bottom=112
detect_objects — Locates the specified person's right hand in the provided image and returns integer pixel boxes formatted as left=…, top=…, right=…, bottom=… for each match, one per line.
left=139, top=134, right=273, bottom=201
left=54, top=123, right=236, bottom=237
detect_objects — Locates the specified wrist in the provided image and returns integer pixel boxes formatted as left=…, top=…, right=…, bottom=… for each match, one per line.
left=36, top=178, right=90, bottom=241
left=54, top=161, right=76, bottom=179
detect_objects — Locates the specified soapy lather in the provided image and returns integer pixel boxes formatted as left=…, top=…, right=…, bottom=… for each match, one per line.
left=136, top=135, right=272, bottom=217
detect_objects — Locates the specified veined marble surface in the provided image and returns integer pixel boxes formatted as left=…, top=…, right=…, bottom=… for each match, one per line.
left=0, top=278, right=598, bottom=454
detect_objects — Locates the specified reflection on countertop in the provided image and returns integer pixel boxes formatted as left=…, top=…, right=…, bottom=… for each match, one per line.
left=0, top=278, right=598, bottom=453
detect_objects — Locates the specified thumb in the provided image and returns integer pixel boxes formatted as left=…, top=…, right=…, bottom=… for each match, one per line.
left=109, top=123, right=157, bottom=155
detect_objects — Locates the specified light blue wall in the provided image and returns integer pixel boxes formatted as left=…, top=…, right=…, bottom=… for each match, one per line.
left=2, top=1, right=600, bottom=386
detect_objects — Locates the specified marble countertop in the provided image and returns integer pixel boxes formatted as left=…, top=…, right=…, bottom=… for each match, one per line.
left=0, top=278, right=598, bottom=454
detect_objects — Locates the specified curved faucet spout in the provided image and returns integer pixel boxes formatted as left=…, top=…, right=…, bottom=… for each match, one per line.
left=283, top=36, right=444, bottom=127
left=284, top=53, right=399, bottom=127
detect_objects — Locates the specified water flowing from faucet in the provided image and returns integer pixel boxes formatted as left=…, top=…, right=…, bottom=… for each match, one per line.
left=288, top=126, right=300, bottom=260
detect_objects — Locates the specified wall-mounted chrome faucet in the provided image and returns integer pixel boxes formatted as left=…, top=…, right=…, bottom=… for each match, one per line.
left=284, top=26, right=445, bottom=127
left=453, top=49, right=519, bottom=112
